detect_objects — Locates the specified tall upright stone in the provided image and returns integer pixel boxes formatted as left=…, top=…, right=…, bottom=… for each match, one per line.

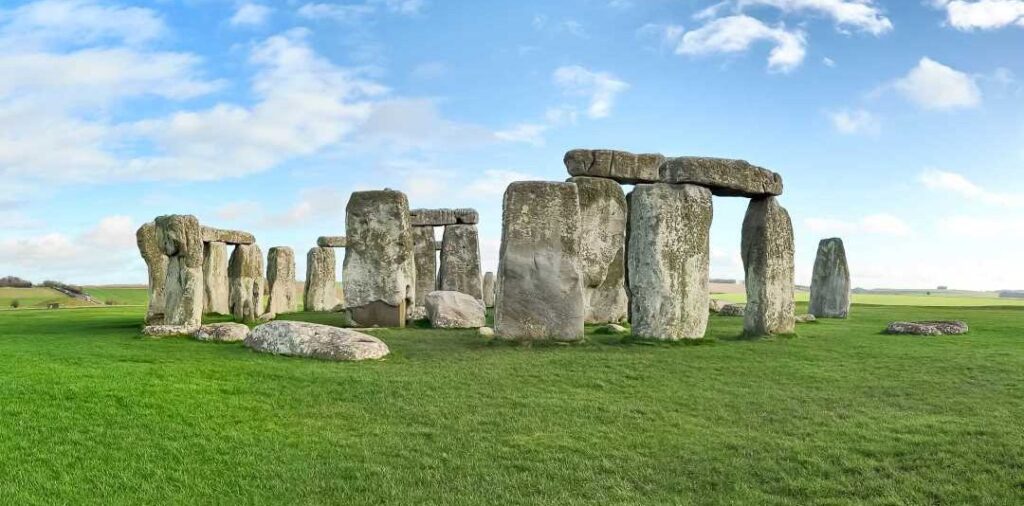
left=482, top=271, right=495, bottom=308
left=412, top=226, right=437, bottom=308
left=438, top=224, right=483, bottom=300
left=741, top=196, right=795, bottom=336
left=228, top=244, right=265, bottom=324
left=627, top=183, right=713, bottom=340
left=266, top=246, right=297, bottom=315
left=809, top=238, right=851, bottom=318
left=136, top=221, right=168, bottom=324
left=203, top=241, right=229, bottom=315
left=494, top=182, right=584, bottom=341
left=569, top=176, right=628, bottom=323
left=343, top=189, right=416, bottom=327
left=304, top=247, right=337, bottom=312
left=154, top=215, right=204, bottom=328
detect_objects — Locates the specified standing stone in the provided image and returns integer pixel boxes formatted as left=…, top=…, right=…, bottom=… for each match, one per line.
left=343, top=190, right=416, bottom=327
left=412, top=226, right=437, bottom=308
left=809, top=238, right=851, bottom=318
left=304, top=247, right=337, bottom=312
left=741, top=196, right=795, bottom=336
left=266, top=246, right=297, bottom=314
left=569, top=176, right=628, bottom=324
left=228, top=244, right=265, bottom=324
left=482, top=271, right=496, bottom=308
left=202, top=241, right=230, bottom=315
left=136, top=221, right=168, bottom=324
left=438, top=224, right=483, bottom=300
left=627, top=183, right=713, bottom=340
left=154, top=215, right=204, bottom=329
left=494, top=182, right=584, bottom=341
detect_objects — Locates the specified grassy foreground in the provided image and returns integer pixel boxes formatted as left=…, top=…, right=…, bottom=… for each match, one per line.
left=1, top=304, right=1023, bottom=504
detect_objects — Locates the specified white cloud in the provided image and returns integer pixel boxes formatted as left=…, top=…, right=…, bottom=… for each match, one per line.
left=494, top=123, right=547, bottom=146
left=463, top=170, right=540, bottom=197
left=931, top=0, right=1024, bottom=30
left=892, top=57, right=981, bottom=110
left=822, top=56, right=836, bottom=67
left=0, top=214, right=140, bottom=282
left=738, top=0, right=893, bottom=35
left=297, top=2, right=375, bottom=22
left=937, top=215, right=1024, bottom=237
left=381, top=0, right=425, bottom=14
left=637, top=23, right=686, bottom=49
left=920, top=169, right=1021, bottom=207
left=230, top=3, right=272, bottom=27
left=553, top=65, right=629, bottom=118
left=0, top=0, right=166, bottom=48
left=805, top=214, right=911, bottom=236
left=265, top=187, right=346, bottom=228
left=827, top=108, right=879, bottom=134
left=676, top=15, right=807, bottom=72
left=359, top=98, right=495, bottom=151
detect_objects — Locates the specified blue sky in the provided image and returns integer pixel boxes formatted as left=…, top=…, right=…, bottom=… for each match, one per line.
left=1, top=0, right=1023, bottom=290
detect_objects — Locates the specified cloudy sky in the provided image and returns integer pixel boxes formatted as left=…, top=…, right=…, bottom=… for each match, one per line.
left=0, top=0, right=1022, bottom=290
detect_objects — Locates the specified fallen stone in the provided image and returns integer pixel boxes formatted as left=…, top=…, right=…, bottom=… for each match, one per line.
left=795, top=314, right=817, bottom=324
left=155, top=215, right=204, bottom=328
left=659, top=157, right=784, bottom=197
left=482, top=272, right=496, bottom=308
left=408, top=305, right=428, bottom=321
left=266, top=246, right=297, bottom=314
left=412, top=226, right=437, bottom=307
left=201, top=226, right=255, bottom=245
left=809, top=237, right=851, bottom=319
left=437, top=224, right=483, bottom=299
left=885, top=321, right=968, bottom=336
left=203, top=241, right=230, bottom=315
left=742, top=197, right=795, bottom=336
left=136, top=221, right=168, bottom=324
left=317, top=236, right=347, bottom=248
left=228, top=243, right=265, bottom=324
left=304, top=247, right=338, bottom=312
left=193, top=322, right=250, bottom=342
left=245, top=321, right=390, bottom=361
left=478, top=326, right=494, bottom=338
left=718, top=304, right=746, bottom=317
left=425, top=291, right=486, bottom=328
left=597, top=323, right=628, bottom=334
left=409, top=208, right=456, bottom=226
left=564, top=149, right=665, bottom=184
left=142, top=324, right=197, bottom=337
left=453, top=208, right=479, bottom=224
left=627, top=183, right=713, bottom=340
left=569, top=176, right=628, bottom=324
left=258, top=312, right=276, bottom=323
left=709, top=299, right=729, bottom=313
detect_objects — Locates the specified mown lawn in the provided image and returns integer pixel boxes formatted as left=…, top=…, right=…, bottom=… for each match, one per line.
left=83, top=287, right=149, bottom=306
left=0, top=287, right=93, bottom=310
left=1, top=304, right=1023, bottom=504
left=714, top=291, right=1024, bottom=306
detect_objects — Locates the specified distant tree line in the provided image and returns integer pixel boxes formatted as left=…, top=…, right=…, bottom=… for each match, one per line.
left=0, top=276, right=32, bottom=288
left=41, top=281, right=85, bottom=296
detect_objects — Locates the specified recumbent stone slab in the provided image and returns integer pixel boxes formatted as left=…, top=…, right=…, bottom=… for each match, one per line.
left=808, top=237, right=851, bottom=319
left=659, top=157, right=783, bottom=198
left=741, top=196, right=795, bottom=336
left=245, top=321, right=390, bottom=361
left=569, top=176, right=628, bottom=324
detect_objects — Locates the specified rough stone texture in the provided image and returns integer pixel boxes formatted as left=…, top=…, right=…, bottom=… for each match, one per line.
left=719, top=304, right=746, bottom=317
left=304, top=247, right=337, bottom=312
left=809, top=238, right=851, bottom=319
left=136, top=221, right=168, bottom=324
left=412, top=226, right=437, bottom=307
left=478, top=326, right=494, bottom=338
left=564, top=149, right=666, bottom=184
left=709, top=299, right=728, bottom=313
left=343, top=190, right=416, bottom=328
left=453, top=208, right=479, bottom=224
left=627, top=183, right=713, bottom=340
left=410, top=208, right=456, bottom=226
left=201, top=226, right=255, bottom=245
left=228, top=244, right=265, bottom=324
left=266, top=246, right=297, bottom=314
left=202, top=241, right=230, bottom=315
left=193, top=322, right=250, bottom=342
left=408, top=306, right=428, bottom=321
left=425, top=290, right=486, bottom=328
left=569, top=176, right=628, bottom=324
left=741, top=197, right=796, bottom=336
left=885, top=321, right=968, bottom=336
left=142, top=324, right=197, bottom=337
left=494, top=181, right=584, bottom=342
left=795, top=314, right=817, bottom=324
left=482, top=272, right=496, bottom=308
left=598, top=323, right=628, bottom=334
left=155, top=215, right=204, bottom=328
left=659, top=157, right=784, bottom=197
left=317, top=236, right=347, bottom=248
left=438, top=224, right=483, bottom=300
left=245, top=321, right=390, bottom=361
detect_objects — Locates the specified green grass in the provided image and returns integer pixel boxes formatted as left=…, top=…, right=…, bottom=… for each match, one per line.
left=0, top=287, right=93, bottom=309
left=2, top=303, right=1023, bottom=504
left=713, top=291, right=1024, bottom=306
left=83, top=287, right=149, bottom=306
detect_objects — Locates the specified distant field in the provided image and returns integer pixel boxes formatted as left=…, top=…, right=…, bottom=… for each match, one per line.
left=0, top=287, right=93, bottom=309
left=83, top=287, right=149, bottom=306
left=713, top=291, right=1024, bottom=307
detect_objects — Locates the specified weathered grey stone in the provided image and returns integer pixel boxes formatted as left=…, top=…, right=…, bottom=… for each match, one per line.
left=482, top=272, right=496, bottom=308
left=142, top=324, right=197, bottom=337
left=412, top=226, right=437, bottom=307
left=885, top=321, right=968, bottom=336
left=228, top=244, right=265, bottom=324
left=266, top=246, right=297, bottom=314
left=718, top=303, right=746, bottom=317
left=434, top=240, right=442, bottom=251
left=408, top=305, right=428, bottom=321
left=453, top=208, right=479, bottom=224
left=317, top=236, right=347, bottom=248
left=193, top=322, right=249, bottom=342
left=795, top=314, right=817, bottom=324
left=809, top=238, right=851, bottom=319
left=202, top=241, right=230, bottom=315
left=245, top=321, right=390, bottom=361
left=598, top=323, right=628, bottom=334
left=741, top=197, right=795, bottom=336
left=425, top=290, right=486, bottom=328
left=155, top=215, right=204, bottom=328
left=304, top=247, right=337, bottom=312
left=478, top=326, right=494, bottom=338
left=438, top=224, right=483, bottom=299
left=627, top=183, right=713, bottom=340
left=569, top=176, right=628, bottom=324
left=201, top=226, right=255, bottom=245
left=709, top=299, right=729, bottom=313
left=343, top=190, right=416, bottom=327
left=564, top=149, right=666, bottom=184
left=136, top=221, right=168, bottom=324
left=409, top=208, right=456, bottom=226
left=659, top=157, right=783, bottom=198
left=494, top=181, right=584, bottom=342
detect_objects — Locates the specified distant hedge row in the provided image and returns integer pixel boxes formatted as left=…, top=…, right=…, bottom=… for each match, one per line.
left=0, top=276, right=32, bottom=288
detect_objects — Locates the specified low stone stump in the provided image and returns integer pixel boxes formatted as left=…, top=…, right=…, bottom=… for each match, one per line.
left=194, top=323, right=250, bottom=342
left=425, top=291, right=486, bottom=329
left=142, top=325, right=198, bottom=337
left=885, top=321, right=968, bottom=336
left=718, top=304, right=746, bottom=317
left=245, top=321, right=390, bottom=361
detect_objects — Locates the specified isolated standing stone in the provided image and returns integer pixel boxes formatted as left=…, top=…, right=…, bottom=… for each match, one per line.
left=228, top=244, right=265, bottom=324
left=203, top=241, right=230, bottom=315
left=659, top=157, right=784, bottom=197
left=155, top=215, right=204, bottom=328
left=494, top=181, right=584, bottom=341
left=412, top=226, right=437, bottom=308
left=438, top=224, right=483, bottom=300
left=564, top=149, right=665, bottom=184
left=425, top=291, right=486, bottom=328
left=741, top=197, right=795, bottom=336
left=627, top=183, right=713, bottom=340
left=482, top=271, right=496, bottom=308
left=808, top=238, right=851, bottom=318
left=136, top=221, right=168, bottom=324
left=304, top=247, right=337, bottom=312
left=343, top=189, right=416, bottom=327
left=266, top=246, right=297, bottom=314
left=569, top=176, right=628, bottom=323
left=245, top=321, right=390, bottom=361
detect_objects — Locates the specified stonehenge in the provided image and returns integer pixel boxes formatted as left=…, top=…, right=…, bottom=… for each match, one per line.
left=809, top=238, right=851, bottom=318
left=154, top=215, right=204, bottom=329
left=741, top=197, right=796, bottom=336
left=203, top=241, right=229, bottom=315
left=266, top=246, right=297, bottom=315
left=437, top=223, right=483, bottom=299
left=228, top=243, right=265, bottom=324
left=304, top=247, right=337, bottom=312
left=136, top=221, right=168, bottom=324
left=570, top=176, right=628, bottom=324
left=409, top=207, right=484, bottom=307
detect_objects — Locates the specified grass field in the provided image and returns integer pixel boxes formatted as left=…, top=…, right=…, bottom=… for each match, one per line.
left=0, top=287, right=94, bottom=309
left=1, top=303, right=1023, bottom=504
left=82, top=287, right=149, bottom=306
left=713, top=291, right=1024, bottom=306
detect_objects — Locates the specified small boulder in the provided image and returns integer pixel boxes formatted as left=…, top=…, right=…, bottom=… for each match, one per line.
left=885, top=321, right=968, bottom=336
left=425, top=291, right=486, bottom=329
left=597, top=323, right=628, bottom=334
left=718, top=304, right=746, bottom=317
left=709, top=299, right=728, bottom=313
left=795, top=314, right=817, bottom=324
left=194, top=322, right=250, bottom=342
left=408, top=305, right=428, bottom=321
left=478, top=326, right=495, bottom=338
left=142, top=325, right=197, bottom=337
left=245, top=321, right=390, bottom=361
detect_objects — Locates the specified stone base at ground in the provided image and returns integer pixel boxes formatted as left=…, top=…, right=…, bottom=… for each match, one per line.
left=245, top=321, right=390, bottom=361
left=795, top=314, right=817, bottom=324
left=194, top=323, right=250, bottom=342
left=349, top=300, right=406, bottom=328
left=142, top=325, right=198, bottom=337
left=885, top=321, right=968, bottom=336
left=425, top=291, right=486, bottom=328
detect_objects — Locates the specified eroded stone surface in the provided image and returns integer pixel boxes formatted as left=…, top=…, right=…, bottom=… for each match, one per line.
left=453, top=208, right=479, bottom=224
left=142, top=324, right=197, bottom=337
left=569, top=176, right=628, bottom=324
left=809, top=238, right=851, bottom=319
left=660, top=157, right=783, bottom=197
left=885, top=321, right=968, bottom=336
left=410, top=208, right=456, bottom=226
left=304, top=247, right=338, bottom=312
left=425, top=290, right=486, bottom=328
left=266, top=246, right=297, bottom=314
left=564, top=149, right=665, bottom=184
left=317, top=236, right=347, bottom=248
left=438, top=224, right=483, bottom=299
left=412, top=226, right=437, bottom=307
left=155, top=215, right=204, bottom=328
left=718, top=304, right=746, bottom=317
left=627, top=183, right=713, bottom=340
left=709, top=299, right=728, bottom=313
left=245, top=321, right=390, bottom=361
left=228, top=244, right=265, bottom=324
left=482, top=272, right=496, bottom=308
left=194, top=322, right=249, bottom=342
left=741, top=197, right=795, bottom=336
left=795, top=314, right=817, bottom=324
left=203, top=241, right=230, bottom=315
left=201, top=226, right=255, bottom=245
left=137, top=221, right=168, bottom=324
